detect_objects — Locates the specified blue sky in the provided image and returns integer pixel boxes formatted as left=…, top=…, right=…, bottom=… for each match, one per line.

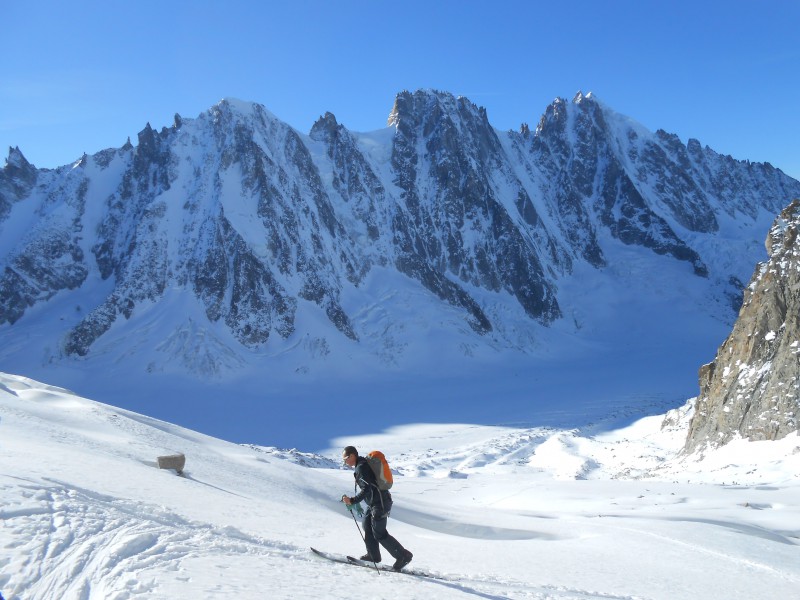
left=3, top=0, right=799, bottom=180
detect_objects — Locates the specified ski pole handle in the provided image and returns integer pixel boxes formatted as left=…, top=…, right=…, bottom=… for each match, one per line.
left=342, top=495, right=364, bottom=516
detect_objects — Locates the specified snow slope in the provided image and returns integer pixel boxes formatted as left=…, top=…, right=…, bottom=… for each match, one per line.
left=2, top=372, right=799, bottom=599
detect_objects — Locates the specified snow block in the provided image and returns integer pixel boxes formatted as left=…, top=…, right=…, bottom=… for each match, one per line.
left=157, top=453, right=185, bottom=475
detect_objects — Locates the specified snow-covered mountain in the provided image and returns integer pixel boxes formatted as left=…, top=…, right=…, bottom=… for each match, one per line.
left=2, top=90, right=800, bottom=446
left=2, top=91, right=798, bottom=370
left=2, top=371, right=799, bottom=600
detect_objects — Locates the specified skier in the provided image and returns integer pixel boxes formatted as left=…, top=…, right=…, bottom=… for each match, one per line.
left=341, top=446, right=413, bottom=571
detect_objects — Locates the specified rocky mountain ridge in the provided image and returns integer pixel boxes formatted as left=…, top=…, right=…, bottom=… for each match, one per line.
left=2, top=90, right=800, bottom=380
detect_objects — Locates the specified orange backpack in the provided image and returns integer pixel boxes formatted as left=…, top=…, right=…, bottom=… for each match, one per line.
left=365, top=450, right=394, bottom=490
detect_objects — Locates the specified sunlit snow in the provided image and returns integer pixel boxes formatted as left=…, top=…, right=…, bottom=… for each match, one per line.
left=1, top=372, right=798, bottom=599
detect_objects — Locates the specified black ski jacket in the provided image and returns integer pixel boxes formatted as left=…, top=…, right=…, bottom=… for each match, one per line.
left=351, top=456, right=392, bottom=513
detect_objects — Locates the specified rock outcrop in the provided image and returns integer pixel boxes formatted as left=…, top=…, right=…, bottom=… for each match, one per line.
left=685, top=199, right=800, bottom=450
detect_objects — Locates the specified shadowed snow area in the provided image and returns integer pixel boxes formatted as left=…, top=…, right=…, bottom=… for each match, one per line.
left=2, top=371, right=800, bottom=599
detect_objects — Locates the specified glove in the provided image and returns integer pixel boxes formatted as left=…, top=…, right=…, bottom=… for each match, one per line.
left=342, top=496, right=364, bottom=517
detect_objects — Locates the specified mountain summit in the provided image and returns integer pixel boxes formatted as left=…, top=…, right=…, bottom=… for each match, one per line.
left=1, top=91, right=799, bottom=381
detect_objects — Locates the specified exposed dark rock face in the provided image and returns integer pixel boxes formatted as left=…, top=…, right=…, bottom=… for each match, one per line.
left=388, top=90, right=560, bottom=329
left=0, top=151, right=89, bottom=326
left=310, top=111, right=386, bottom=244
left=685, top=199, right=800, bottom=450
left=518, top=93, right=708, bottom=276
left=0, top=147, right=39, bottom=221
left=1, top=91, right=799, bottom=372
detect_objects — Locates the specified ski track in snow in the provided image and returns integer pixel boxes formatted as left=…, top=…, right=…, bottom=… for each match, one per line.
left=3, top=486, right=796, bottom=600
left=2, top=373, right=800, bottom=599
left=2, top=476, right=656, bottom=600
left=2, top=478, right=295, bottom=599
left=2, top=467, right=680, bottom=600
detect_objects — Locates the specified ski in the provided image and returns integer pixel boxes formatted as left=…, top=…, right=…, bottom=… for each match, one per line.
left=310, top=547, right=432, bottom=578
left=347, top=555, right=431, bottom=577
left=310, top=547, right=360, bottom=566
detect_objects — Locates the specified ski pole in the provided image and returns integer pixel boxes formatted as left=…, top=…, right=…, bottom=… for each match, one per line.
left=342, top=495, right=380, bottom=574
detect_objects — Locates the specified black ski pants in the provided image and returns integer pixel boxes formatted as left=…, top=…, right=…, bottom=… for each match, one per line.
left=362, top=507, right=405, bottom=562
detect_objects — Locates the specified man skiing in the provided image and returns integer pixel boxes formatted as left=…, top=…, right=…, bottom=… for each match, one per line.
left=341, top=446, right=413, bottom=571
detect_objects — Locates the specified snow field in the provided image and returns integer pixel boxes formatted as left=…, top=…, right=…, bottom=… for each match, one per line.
left=1, top=372, right=799, bottom=599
